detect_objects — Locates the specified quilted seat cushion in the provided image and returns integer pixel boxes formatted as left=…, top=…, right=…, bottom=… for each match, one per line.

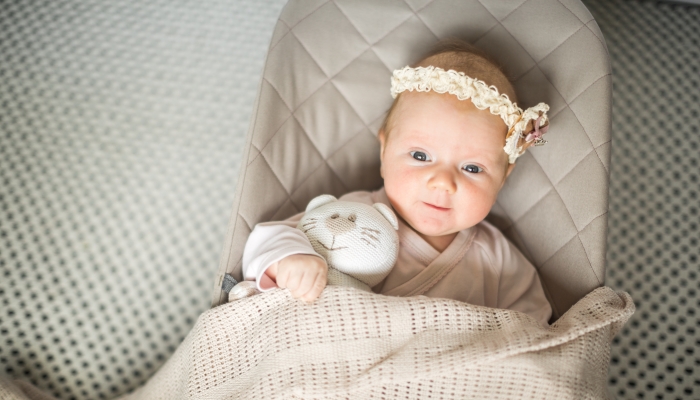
left=213, top=0, right=612, bottom=319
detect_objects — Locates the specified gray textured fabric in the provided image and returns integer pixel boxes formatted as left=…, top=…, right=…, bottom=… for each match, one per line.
left=0, top=0, right=287, bottom=398
left=213, top=0, right=613, bottom=319
left=584, top=1, right=700, bottom=399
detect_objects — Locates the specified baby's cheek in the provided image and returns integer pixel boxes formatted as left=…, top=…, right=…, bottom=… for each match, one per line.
left=383, top=166, right=413, bottom=190
left=462, top=184, right=499, bottom=217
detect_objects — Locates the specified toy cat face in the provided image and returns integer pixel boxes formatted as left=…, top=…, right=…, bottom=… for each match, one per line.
left=297, top=195, right=399, bottom=287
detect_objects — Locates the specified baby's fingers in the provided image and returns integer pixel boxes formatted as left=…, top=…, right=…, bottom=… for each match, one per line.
left=280, top=270, right=302, bottom=293
left=300, top=271, right=327, bottom=303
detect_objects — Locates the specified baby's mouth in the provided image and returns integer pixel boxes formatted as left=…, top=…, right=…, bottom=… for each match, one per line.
left=423, top=202, right=450, bottom=211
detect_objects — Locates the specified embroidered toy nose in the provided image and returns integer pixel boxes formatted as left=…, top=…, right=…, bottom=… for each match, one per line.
left=325, top=214, right=355, bottom=235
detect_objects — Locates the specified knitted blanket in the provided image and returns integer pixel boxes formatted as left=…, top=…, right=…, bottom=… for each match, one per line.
left=2, top=286, right=633, bottom=400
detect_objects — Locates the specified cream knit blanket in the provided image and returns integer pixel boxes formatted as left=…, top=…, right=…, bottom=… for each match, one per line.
left=2, top=286, right=633, bottom=400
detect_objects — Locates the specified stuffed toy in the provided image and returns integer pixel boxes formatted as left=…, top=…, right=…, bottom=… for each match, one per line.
left=228, top=194, right=400, bottom=301
left=297, top=194, right=399, bottom=292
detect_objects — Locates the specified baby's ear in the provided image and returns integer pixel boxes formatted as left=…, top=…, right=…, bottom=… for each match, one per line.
left=306, top=194, right=337, bottom=212
left=373, top=203, right=398, bottom=230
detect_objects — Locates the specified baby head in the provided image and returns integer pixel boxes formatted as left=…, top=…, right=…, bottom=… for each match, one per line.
left=378, top=39, right=549, bottom=250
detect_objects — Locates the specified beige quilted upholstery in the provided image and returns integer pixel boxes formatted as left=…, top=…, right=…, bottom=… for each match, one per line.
left=212, top=0, right=612, bottom=319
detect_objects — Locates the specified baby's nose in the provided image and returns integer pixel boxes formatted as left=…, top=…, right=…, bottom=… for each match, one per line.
left=325, top=213, right=356, bottom=235
left=429, top=169, right=457, bottom=193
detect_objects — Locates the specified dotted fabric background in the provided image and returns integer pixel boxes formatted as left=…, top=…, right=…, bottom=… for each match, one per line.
left=0, top=0, right=698, bottom=399
left=0, top=0, right=287, bottom=398
left=583, top=1, right=700, bottom=399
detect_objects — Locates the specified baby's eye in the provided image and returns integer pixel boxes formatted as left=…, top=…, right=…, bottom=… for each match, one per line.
left=410, top=151, right=430, bottom=162
left=463, top=164, right=483, bottom=174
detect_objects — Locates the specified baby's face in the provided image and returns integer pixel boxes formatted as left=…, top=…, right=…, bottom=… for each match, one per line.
left=379, top=91, right=513, bottom=250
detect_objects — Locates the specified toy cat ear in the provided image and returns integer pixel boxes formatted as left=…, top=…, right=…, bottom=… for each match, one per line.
left=373, top=203, right=398, bottom=230
left=306, top=194, right=338, bottom=212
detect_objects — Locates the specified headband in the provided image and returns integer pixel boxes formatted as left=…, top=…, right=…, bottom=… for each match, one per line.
left=390, top=66, right=550, bottom=164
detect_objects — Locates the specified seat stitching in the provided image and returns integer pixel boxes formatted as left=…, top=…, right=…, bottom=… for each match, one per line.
left=368, top=46, right=395, bottom=73
left=567, top=73, right=611, bottom=105
left=289, top=159, right=351, bottom=205
left=473, top=22, right=499, bottom=44
left=279, top=0, right=332, bottom=32
left=322, top=121, right=377, bottom=165
left=474, top=0, right=535, bottom=54
left=537, top=211, right=608, bottom=286
left=576, top=213, right=608, bottom=284
left=555, top=0, right=611, bottom=58
left=237, top=210, right=253, bottom=233
left=542, top=185, right=600, bottom=281
left=556, top=0, right=595, bottom=25
left=228, top=157, right=294, bottom=277
left=410, top=7, right=441, bottom=41
left=365, top=6, right=424, bottom=47
left=484, top=17, right=607, bottom=168
left=538, top=24, right=587, bottom=63
left=585, top=19, right=611, bottom=58
left=332, top=0, right=415, bottom=47
left=509, top=150, right=597, bottom=274
left=288, top=29, right=374, bottom=105
left=509, top=147, right=600, bottom=226
left=259, top=151, right=293, bottom=200
left=414, top=0, right=438, bottom=13
left=509, top=147, right=579, bottom=226
left=476, top=0, right=533, bottom=22
left=329, top=0, right=372, bottom=47
left=224, top=143, right=258, bottom=275
left=327, top=79, right=380, bottom=133
left=289, top=111, right=338, bottom=176
left=268, top=19, right=292, bottom=54
left=245, top=78, right=295, bottom=167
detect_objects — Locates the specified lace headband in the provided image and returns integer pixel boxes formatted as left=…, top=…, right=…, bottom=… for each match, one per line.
left=390, top=66, right=550, bottom=164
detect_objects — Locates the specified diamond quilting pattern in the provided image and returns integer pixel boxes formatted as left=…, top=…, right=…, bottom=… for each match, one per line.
left=476, top=0, right=528, bottom=21
left=476, top=25, right=537, bottom=80
left=278, top=0, right=328, bottom=27
left=512, top=66, right=568, bottom=115
left=261, top=118, right=325, bottom=194
left=334, top=0, right=415, bottom=45
left=495, top=153, right=555, bottom=223
left=557, top=151, right=609, bottom=231
left=220, top=0, right=613, bottom=323
left=502, top=0, right=584, bottom=63
left=293, top=81, right=367, bottom=159
left=416, top=0, right=499, bottom=42
left=263, top=33, right=328, bottom=109
left=530, top=108, right=597, bottom=185
left=514, top=189, right=580, bottom=266
left=537, top=26, right=611, bottom=103
left=293, top=2, right=369, bottom=78
left=569, top=74, right=614, bottom=149
left=330, top=49, right=394, bottom=125
left=369, top=14, right=439, bottom=70
left=250, top=81, right=293, bottom=152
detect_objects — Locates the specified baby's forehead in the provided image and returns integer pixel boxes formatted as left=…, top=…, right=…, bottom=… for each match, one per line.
left=395, top=92, right=507, bottom=132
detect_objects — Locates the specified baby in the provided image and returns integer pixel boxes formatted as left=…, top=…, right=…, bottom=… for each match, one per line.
left=242, top=40, right=552, bottom=327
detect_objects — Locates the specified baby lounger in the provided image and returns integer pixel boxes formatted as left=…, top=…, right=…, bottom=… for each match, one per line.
left=0, top=1, right=624, bottom=399
left=213, top=0, right=613, bottom=320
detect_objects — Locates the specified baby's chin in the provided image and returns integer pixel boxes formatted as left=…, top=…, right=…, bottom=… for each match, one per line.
left=405, top=217, right=462, bottom=239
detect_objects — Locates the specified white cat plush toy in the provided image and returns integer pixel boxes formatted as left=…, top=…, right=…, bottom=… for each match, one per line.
left=297, top=194, right=399, bottom=292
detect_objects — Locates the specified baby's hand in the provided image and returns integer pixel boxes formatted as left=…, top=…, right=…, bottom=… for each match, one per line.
left=266, top=254, right=328, bottom=302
